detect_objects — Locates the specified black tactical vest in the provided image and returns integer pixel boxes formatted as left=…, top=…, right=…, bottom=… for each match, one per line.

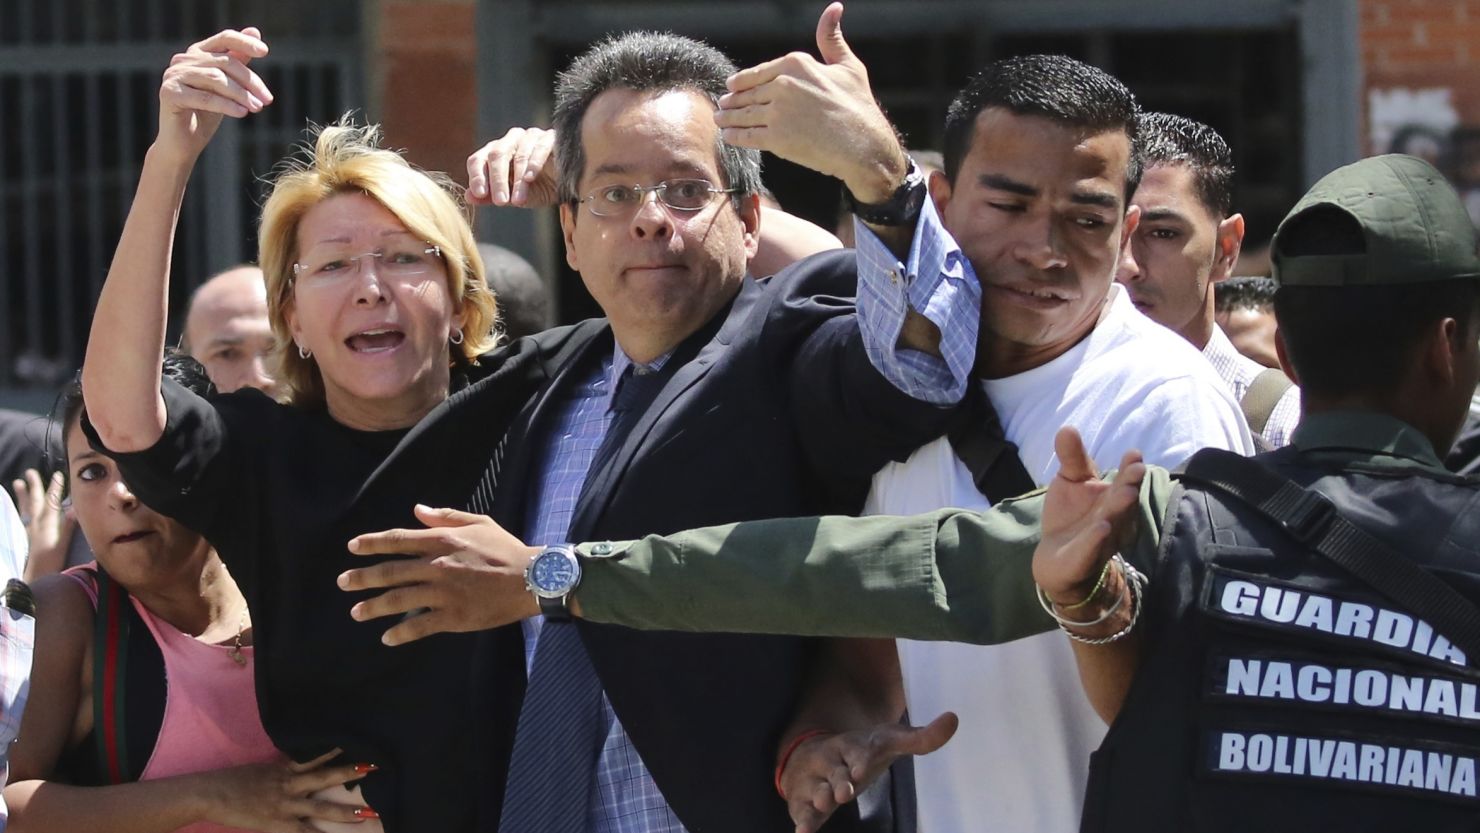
left=1081, top=446, right=1480, bottom=832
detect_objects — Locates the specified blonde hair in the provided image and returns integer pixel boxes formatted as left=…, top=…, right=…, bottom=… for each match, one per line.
left=259, top=119, right=500, bottom=406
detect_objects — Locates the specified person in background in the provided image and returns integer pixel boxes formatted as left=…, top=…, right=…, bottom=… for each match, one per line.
left=179, top=266, right=277, bottom=396
left=6, top=355, right=369, bottom=833
left=1214, top=275, right=1282, bottom=369
left=1115, top=113, right=1300, bottom=447
left=0, top=487, right=35, bottom=831
left=476, top=243, right=552, bottom=341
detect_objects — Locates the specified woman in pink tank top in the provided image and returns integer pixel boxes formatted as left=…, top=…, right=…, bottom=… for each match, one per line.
left=3, top=360, right=378, bottom=832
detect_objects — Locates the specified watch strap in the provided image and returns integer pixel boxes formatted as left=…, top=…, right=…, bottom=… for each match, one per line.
left=538, top=593, right=574, bottom=621
left=844, top=156, right=927, bottom=227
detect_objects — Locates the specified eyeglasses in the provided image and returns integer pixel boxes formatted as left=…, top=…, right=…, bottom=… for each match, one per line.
left=292, top=245, right=443, bottom=285
left=577, top=179, right=739, bottom=218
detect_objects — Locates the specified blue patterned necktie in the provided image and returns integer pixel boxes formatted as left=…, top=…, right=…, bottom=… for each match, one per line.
left=498, top=366, right=666, bottom=833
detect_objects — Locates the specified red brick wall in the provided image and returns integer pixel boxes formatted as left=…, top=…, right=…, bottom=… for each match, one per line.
left=1361, top=1, right=1480, bottom=152
left=375, top=1, right=478, bottom=182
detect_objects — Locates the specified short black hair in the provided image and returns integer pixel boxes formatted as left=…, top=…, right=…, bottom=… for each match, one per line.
left=942, top=54, right=1142, bottom=198
left=1273, top=209, right=1480, bottom=399
left=1139, top=112, right=1234, bottom=218
left=1215, top=275, right=1278, bottom=314
left=552, top=31, right=762, bottom=205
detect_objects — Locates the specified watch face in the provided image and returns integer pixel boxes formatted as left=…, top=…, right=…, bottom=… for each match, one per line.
left=531, top=550, right=579, bottom=595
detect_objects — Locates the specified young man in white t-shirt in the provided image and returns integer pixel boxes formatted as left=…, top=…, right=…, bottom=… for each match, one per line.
left=776, top=54, right=1253, bottom=833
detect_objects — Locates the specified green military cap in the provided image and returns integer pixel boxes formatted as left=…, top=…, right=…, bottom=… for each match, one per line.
left=1272, top=153, right=1480, bottom=287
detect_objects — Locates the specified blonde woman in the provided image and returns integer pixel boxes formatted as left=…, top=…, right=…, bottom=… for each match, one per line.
left=80, top=28, right=543, bottom=832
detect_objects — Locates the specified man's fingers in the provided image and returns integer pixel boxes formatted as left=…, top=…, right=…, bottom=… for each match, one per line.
left=347, top=526, right=451, bottom=556
left=896, top=711, right=959, bottom=757
left=412, top=503, right=487, bottom=529
left=826, top=762, right=855, bottom=804
left=349, top=584, right=436, bottom=622
left=381, top=608, right=455, bottom=646
left=813, top=2, right=856, bottom=67
left=726, top=54, right=792, bottom=94
left=716, top=85, right=770, bottom=111
left=712, top=104, right=771, bottom=131
left=719, top=125, right=767, bottom=149
left=466, top=142, right=499, bottom=201
left=338, top=557, right=435, bottom=592
left=1053, top=426, right=1098, bottom=483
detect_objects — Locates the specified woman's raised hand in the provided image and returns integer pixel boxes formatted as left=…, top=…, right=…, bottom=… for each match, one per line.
left=156, top=27, right=273, bottom=162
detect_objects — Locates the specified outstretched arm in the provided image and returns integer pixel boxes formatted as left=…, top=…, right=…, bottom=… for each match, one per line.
left=81, top=29, right=272, bottom=452
left=339, top=452, right=1169, bottom=649
left=1032, top=427, right=1150, bottom=722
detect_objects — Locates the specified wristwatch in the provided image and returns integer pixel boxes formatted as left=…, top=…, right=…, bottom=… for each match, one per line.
left=525, top=545, right=582, bottom=620
left=844, top=156, right=928, bottom=227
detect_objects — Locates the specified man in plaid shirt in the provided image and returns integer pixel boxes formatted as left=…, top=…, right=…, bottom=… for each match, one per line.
left=0, top=492, right=33, bottom=830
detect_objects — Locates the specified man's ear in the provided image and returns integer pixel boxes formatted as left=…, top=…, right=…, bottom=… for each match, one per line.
left=1119, top=205, right=1142, bottom=255
left=929, top=170, right=952, bottom=219
left=1212, top=212, right=1246, bottom=282
left=559, top=202, right=580, bottom=272
left=1274, top=328, right=1300, bottom=386
left=1427, top=315, right=1463, bottom=391
left=738, top=192, right=761, bottom=260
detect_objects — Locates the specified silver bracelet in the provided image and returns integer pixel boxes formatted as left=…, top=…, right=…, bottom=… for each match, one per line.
left=1064, top=558, right=1146, bottom=646
left=1035, top=554, right=1127, bottom=627
left=1034, top=555, right=1146, bottom=644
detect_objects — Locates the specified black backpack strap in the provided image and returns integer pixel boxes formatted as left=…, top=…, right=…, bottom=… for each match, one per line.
left=947, top=385, right=1037, bottom=504
left=1240, top=368, right=1293, bottom=437
left=1180, top=448, right=1480, bottom=662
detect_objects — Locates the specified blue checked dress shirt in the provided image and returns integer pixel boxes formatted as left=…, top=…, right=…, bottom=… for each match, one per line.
left=516, top=205, right=979, bottom=832
left=0, top=492, right=34, bottom=832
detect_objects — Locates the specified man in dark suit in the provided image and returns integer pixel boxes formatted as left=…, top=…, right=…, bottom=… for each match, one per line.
left=343, top=16, right=969, bottom=833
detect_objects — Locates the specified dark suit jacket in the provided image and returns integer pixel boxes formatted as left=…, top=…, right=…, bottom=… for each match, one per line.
left=472, top=250, right=955, bottom=833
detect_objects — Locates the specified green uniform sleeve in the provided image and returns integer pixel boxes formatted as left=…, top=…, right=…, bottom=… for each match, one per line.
left=575, top=466, right=1175, bottom=644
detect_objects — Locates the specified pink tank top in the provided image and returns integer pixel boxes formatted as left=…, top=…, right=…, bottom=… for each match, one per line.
left=67, top=568, right=286, bottom=833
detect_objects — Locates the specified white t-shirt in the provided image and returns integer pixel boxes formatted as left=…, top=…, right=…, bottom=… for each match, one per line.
left=865, top=285, right=1253, bottom=833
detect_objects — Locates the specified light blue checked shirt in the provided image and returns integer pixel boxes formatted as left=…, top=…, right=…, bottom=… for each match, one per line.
left=0, top=492, right=34, bottom=832
left=519, top=203, right=979, bottom=832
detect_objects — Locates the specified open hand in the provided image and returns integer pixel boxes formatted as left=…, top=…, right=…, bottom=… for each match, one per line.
left=779, top=713, right=958, bottom=833
left=339, top=505, right=541, bottom=645
left=1032, top=427, right=1145, bottom=605
left=13, top=469, right=75, bottom=581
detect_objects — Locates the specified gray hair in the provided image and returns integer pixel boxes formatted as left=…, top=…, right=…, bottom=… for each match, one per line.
left=552, top=31, right=763, bottom=206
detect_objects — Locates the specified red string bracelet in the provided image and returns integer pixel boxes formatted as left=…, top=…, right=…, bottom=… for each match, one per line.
left=774, top=729, right=836, bottom=799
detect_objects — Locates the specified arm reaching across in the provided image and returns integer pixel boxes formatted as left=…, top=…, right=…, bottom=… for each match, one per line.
left=1032, top=427, right=1149, bottom=722
left=81, top=28, right=272, bottom=452
left=341, top=439, right=1170, bottom=648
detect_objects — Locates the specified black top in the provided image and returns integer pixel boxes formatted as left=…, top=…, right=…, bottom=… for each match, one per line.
left=84, top=338, right=563, bottom=833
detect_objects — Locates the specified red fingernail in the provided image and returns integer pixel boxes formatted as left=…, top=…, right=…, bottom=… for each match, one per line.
left=354, top=807, right=380, bottom=819
left=354, top=763, right=379, bottom=774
